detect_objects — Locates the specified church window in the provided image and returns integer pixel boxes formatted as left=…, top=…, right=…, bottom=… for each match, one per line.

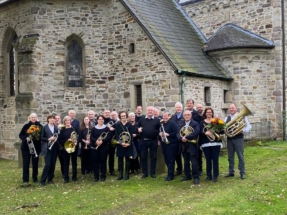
left=135, top=85, right=142, bottom=106
left=67, top=39, right=83, bottom=88
left=223, top=90, right=228, bottom=103
left=9, top=47, right=15, bottom=96
left=129, top=43, right=135, bottom=54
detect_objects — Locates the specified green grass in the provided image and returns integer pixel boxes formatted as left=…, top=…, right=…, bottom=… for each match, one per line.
left=1, top=141, right=287, bottom=214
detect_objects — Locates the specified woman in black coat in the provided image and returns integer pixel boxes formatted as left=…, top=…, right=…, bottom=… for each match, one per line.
left=90, top=115, right=111, bottom=182
left=39, top=115, right=59, bottom=186
left=57, top=116, right=78, bottom=183
left=19, top=113, right=42, bottom=183
left=78, top=116, right=93, bottom=179
left=115, top=111, right=133, bottom=180
left=128, top=112, right=141, bottom=174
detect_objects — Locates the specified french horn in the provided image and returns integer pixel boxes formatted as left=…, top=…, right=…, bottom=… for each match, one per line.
left=179, top=126, right=197, bottom=144
left=112, top=131, right=131, bottom=145
left=64, top=131, right=77, bottom=153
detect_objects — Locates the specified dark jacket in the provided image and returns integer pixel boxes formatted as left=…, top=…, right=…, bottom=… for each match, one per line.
left=177, top=119, right=199, bottom=155
left=115, top=122, right=133, bottom=157
left=41, top=124, right=59, bottom=157
left=19, top=121, right=43, bottom=153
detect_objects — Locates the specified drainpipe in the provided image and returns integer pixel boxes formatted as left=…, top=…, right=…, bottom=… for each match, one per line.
left=282, top=0, right=286, bottom=141
left=178, top=70, right=185, bottom=104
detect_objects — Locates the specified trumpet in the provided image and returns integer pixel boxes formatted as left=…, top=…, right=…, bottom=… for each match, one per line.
left=48, top=133, right=59, bottom=150
left=179, top=126, right=197, bottom=144
left=106, top=121, right=115, bottom=127
left=64, top=131, right=77, bottom=153
left=95, top=132, right=108, bottom=150
left=160, top=119, right=169, bottom=144
left=27, top=137, right=38, bottom=157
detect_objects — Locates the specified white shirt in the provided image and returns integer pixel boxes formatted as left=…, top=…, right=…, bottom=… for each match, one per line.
left=224, top=113, right=252, bottom=133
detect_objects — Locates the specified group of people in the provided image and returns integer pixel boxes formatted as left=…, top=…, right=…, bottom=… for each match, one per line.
left=19, top=100, right=251, bottom=186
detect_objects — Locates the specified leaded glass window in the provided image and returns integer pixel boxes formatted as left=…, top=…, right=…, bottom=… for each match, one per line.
left=67, top=40, right=83, bottom=87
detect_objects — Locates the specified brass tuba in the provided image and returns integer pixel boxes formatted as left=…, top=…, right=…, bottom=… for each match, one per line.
left=225, top=104, right=253, bottom=138
left=64, top=131, right=77, bottom=153
left=179, top=125, right=197, bottom=144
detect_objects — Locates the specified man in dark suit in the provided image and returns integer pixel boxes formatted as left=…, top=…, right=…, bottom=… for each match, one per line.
left=135, top=106, right=145, bottom=122
left=171, top=102, right=184, bottom=176
left=177, top=110, right=200, bottom=185
left=68, top=110, right=80, bottom=134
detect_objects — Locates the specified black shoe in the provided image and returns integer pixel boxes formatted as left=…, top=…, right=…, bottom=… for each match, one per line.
left=101, top=177, right=106, bottom=182
left=33, top=179, right=39, bottom=183
left=124, top=175, right=129, bottom=180
left=117, top=174, right=123, bottom=180
left=151, top=174, right=156, bottom=178
left=194, top=178, right=200, bottom=185
left=181, top=176, right=191, bottom=181
left=72, top=178, right=78, bottom=182
left=205, top=176, right=212, bottom=181
left=225, top=173, right=235, bottom=177
left=64, top=180, right=69, bottom=184
left=94, top=178, right=99, bottom=182
left=240, top=173, right=245, bottom=179
left=48, top=181, right=54, bottom=184
left=39, top=182, right=46, bottom=186
left=109, top=172, right=116, bottom=176
left=175, top=171, right=182, bottom=176
left=130, top=171, right=135, bottom=174
left=213, top=177, right=218, bottom=182
left=141, top=174, right=148, bottom=178
left=165, top=176, right=173, bottom=181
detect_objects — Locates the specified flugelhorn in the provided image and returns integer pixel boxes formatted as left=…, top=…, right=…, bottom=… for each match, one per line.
left=179, top=125, right=197, bottom=144
left=48, top=133, right=59, bottom=150
left=85, top=129, right=91, bottom=149
left=160, top=119, right=169, bottom=144
left=225, top=105, right=253, bottom=138
left=64, top=131, right=77, bottom=153
left=95, top=132, right=108, bottom=150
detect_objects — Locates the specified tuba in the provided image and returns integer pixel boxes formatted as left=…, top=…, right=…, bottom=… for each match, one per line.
left=225, top=105, right=253, bottom=138
left=179, top=125, right=197, bottom=144
left=64, top=131, right=77, bottom=153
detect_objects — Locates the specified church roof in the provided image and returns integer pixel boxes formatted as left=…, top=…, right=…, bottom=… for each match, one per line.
left=121, top=0, right=232, bottom=80
left=204, top=23, right=275, bottom=52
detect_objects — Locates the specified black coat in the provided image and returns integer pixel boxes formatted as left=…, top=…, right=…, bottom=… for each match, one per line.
left=41, top=124, right=59, bottom=157
left=115, top=122, right=133, bottom=157
left=19, top=121, right=43, bottom=153
left=177, top=119, right=199, bottom=155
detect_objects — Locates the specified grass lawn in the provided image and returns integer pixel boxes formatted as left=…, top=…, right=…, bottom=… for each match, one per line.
left=0, top=141, right=287, bottom=215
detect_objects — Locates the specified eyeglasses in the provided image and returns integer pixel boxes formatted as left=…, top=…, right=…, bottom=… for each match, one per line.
left=183, top=114, right=191, bottom=116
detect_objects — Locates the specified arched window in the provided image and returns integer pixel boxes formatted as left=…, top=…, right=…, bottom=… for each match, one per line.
left=67, top=39, right=84, bottom=88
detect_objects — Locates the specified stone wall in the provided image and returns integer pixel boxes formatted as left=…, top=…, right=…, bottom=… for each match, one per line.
left=182, top=0, right=283, bottom=137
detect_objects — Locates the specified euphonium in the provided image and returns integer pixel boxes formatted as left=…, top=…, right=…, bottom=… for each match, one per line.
left=95, top=132, right=108, bottom=150
left=179, top=125, right=197, bottom=144
left=225, top=105, right=253, bottom=138
left=64, top=131, right=77, bottom=153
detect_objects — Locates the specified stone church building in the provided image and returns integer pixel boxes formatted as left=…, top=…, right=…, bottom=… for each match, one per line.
left=0, top=0, right=284, bottom=159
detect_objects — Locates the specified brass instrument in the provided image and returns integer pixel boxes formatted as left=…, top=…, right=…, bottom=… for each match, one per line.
left=95, top=132, right=108, bottom=150
left=85, top=129, right=91, bottom=149
left=225, top=105, right=253, bottom=138
left=203, top=126, right=221, bottom=142
left=111, top=131, right=131, bottom=146
left=106, top=121, right=115, bottom=127
left=179, top=125, right=197, bottom=144
left=27, top=137, right=38, bottom=157
left=48, top=133, right=59, bottom=150
left=160, top=119, right=170, bottom=144
left=64, top=131, right=77, bottom=153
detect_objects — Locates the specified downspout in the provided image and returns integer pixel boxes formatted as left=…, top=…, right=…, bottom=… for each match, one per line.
left=282, top=0, right=286, bottom=141
left=178, top=70, right=185, bottom=104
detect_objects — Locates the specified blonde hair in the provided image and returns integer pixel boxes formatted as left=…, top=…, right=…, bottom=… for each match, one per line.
left=28, top=113, right=38, bottom=121
left=63, top=116, right=72, bottom=125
